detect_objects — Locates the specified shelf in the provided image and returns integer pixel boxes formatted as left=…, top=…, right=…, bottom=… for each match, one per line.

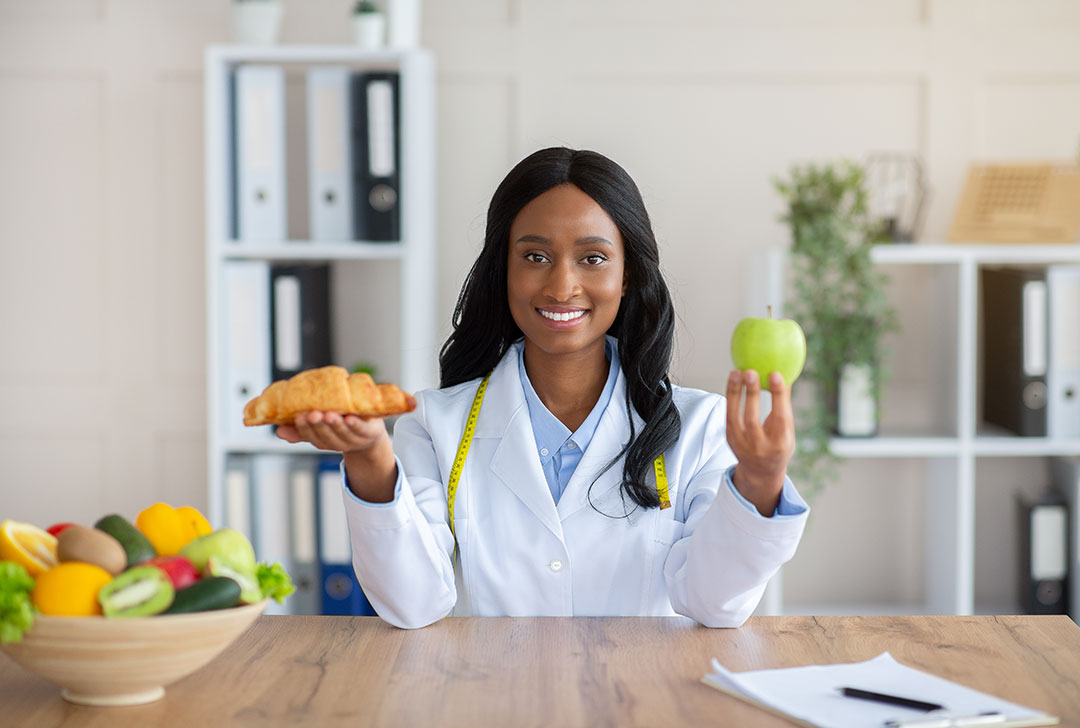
left=222, top=439, right=342, bottom=456
left=829, top=436, right=961, bottom=458
left=217, top=241, right=404, bottom=261
left=972, top=436, right=1080, bottom=457
left=870, top=243, right=1080, bottom=265
left=207, top=44, right=426, bottom=65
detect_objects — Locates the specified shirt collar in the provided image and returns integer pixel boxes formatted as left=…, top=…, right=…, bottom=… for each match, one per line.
left=517, top=337, right=621, bottom=464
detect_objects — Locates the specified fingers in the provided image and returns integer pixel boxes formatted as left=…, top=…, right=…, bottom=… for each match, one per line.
left=293, top=411, right=385, bottom=453
left=742, top=370, right=761, bottom=429
left=725, top=370, right=744, bottom=442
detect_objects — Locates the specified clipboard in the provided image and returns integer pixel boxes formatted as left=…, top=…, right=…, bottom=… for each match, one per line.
left=700, top=652, right=1059, bottom=728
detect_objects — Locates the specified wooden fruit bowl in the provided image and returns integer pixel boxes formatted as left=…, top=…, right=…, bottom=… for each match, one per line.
left=0, top=599, right=267, bottom=706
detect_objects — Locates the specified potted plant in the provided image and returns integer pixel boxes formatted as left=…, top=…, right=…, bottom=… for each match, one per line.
left=231, top=0, right=284, bottom=45
left=352, top=1, right=386, bottom=49
left=773, top=160, right=899, bottom=493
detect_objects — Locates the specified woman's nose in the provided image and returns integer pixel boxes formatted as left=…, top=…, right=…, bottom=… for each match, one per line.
left=542, top=259, right=581, bottom=301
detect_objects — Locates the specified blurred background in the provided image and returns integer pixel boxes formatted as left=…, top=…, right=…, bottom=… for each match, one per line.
left=1, top=0, right=1079, bottom=617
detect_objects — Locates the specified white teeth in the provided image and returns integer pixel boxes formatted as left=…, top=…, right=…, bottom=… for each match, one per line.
left=539, top=309, right=585, bottom=322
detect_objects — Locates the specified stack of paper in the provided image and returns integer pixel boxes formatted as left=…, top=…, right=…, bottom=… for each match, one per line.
left=702, top=652, right=1057, bottom=728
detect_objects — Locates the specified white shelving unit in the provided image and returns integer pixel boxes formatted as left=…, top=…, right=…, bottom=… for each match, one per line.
left=757, top=243, right=1080, bottom=616
left=203, top=45, right=439, bottom=530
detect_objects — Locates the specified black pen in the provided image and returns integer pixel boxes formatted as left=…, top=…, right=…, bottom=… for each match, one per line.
left=839, top=686, right=944, bottom=712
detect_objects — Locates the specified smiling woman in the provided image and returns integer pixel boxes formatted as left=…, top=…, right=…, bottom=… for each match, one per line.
left=276, top=147, right=811, bottom=630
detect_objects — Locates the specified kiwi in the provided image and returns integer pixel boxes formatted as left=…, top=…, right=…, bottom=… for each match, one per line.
left=98, top=565, right=175, bottom=617
left=57, top=525, right=127, bottom=575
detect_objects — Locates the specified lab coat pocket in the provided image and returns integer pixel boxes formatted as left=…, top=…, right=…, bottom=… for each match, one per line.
left=643, top=515, right=686, bottom=614
left=652, top=516, right=685, bottom=546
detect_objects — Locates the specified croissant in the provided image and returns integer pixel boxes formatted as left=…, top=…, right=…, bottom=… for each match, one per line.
left=243, top=366, right=417, bottom=426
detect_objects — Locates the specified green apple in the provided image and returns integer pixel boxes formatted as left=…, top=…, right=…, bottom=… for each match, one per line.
left=179, top=527, right=257, bottom=575
left=731, top=312, right=807, bottom=387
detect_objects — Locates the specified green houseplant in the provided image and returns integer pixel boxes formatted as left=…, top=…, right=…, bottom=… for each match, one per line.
left=773, top=160, right=899, bottom=494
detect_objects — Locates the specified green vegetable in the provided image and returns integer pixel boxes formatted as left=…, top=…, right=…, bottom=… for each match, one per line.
left=256, top=562, right=295, bottom=603
left=95, top=514, right=157, bottom=568
left=0, top=561, right=37, bottom=644
left=164, top=576, right=241, bottom=614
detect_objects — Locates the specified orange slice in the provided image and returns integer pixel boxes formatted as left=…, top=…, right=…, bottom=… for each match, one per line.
left=0, top=519, right=60, bottom=577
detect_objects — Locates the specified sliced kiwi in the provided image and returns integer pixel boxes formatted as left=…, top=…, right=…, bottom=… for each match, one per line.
left=98, top=565, right=175, bottom=617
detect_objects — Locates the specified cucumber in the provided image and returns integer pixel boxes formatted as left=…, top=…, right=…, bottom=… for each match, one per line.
left=95, top=514, right=157, bottom=568
left=164, top=576, right=242, bottom=614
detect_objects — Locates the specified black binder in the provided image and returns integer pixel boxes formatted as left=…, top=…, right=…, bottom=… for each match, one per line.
left=351, top=72, right=401, bottom=242
left=982, top=267, right=1048, bottom=436
left=269, top=264, right=333, bottom=382
left=1017, top=492, right=1069, bottom=615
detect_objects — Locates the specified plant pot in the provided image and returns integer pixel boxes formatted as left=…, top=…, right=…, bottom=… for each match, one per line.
left=231, top=1, right=284, bottom=45
left=835, top=362, right=878, bottom=437
left=386, top=0, right=422, bottom=48
left=352, top=12, right=386, bottom=48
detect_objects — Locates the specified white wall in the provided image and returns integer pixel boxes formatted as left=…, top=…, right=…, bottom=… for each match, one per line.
left=1, top=0, right=1078, bottom=609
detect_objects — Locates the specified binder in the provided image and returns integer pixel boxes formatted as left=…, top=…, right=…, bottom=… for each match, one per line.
left=224, top=454, right=254, bottom=542
left=306, top=67, right=355, bottom=241
left=232, top=64, right=287, bottom=241
left=269, top=264, right=332, bottom=382
left=1017, top=492, right=1069, bottom=615
left=1050, top=456, right=1080, bottom=623
left=351, top=72, right=401, bottom=242
left=981, top=267, right=1048, bottom=436
left=317, top=455, right=375, bottom=615
left=287, top=456, right=320, bottom=615
left=1047, top=264, right=1080, bottom=438
left=252, top=454, right=292, bottom=615
left=223, top=260, right=273, bottom=441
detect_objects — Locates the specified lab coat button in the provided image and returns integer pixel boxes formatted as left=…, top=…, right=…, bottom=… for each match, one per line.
left=549, top=559, right=563, bottom=572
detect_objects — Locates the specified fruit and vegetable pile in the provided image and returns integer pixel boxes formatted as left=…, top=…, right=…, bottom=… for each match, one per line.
left=0, top=503, right=294, bottom=644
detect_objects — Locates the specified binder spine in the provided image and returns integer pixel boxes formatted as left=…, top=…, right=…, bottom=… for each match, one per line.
left=351, top=72, right=401, bottom=243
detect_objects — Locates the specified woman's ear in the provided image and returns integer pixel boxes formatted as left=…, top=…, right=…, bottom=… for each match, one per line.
left=622, top=272, right=628, bottom=296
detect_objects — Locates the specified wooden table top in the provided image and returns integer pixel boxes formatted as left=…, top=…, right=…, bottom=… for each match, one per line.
left=2, top=615, right=1079, bottom=727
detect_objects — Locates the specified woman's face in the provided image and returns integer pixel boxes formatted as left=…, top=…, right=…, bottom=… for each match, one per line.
left=507, top=183, right=626, bottom=359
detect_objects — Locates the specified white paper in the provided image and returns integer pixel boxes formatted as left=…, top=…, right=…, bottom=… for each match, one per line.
left=703, top=652, right=1053, bottom=728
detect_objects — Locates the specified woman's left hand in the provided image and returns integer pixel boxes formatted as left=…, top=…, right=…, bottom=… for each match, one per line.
left=725, top=369, right=796, bottom=517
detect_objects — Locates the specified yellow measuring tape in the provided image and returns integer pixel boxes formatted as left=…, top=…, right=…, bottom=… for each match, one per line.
left=447, top=373, right=671, bottom=544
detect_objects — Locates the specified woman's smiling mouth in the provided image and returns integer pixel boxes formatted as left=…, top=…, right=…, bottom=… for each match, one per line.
left=537, top=308, right=587, bottom=324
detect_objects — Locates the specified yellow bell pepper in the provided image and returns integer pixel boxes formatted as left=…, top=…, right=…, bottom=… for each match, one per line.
left=135, top=503, right=205, bottom=556
left=176, top=505, right=212, bottom=538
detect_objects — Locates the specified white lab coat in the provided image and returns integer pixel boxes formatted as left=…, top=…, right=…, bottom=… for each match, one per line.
left=341, top=341, right=809, bottom=629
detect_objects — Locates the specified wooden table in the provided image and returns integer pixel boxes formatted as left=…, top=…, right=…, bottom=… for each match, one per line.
left=2, top=615, right=1079, bottom=727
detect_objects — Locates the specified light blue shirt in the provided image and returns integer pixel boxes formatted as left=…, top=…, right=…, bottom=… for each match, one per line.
left=519, top=337, right=621, bottom=504
left=344, top=340, right=806, bottom=519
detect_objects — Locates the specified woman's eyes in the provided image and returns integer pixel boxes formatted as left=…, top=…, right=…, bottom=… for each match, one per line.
left=522, top=252, right=608, bottom=265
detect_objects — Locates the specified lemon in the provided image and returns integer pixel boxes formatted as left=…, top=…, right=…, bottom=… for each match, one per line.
left=32, top=561, right=113, bottom=616
left=0, top=519, right=59, bottom=577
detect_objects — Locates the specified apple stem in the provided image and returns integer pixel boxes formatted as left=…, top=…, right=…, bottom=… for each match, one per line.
left=767, top=305, right=773, bottom=319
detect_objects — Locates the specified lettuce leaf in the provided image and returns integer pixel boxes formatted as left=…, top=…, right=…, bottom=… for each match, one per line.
left=256, top=562, right=295, bottom=604
left=0, top=561, right=37, bottom=644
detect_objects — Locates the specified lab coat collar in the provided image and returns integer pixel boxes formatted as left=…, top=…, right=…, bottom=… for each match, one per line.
left=480, top=340, right=640, bottom=532
left=483, top=343, right=564, bottom=541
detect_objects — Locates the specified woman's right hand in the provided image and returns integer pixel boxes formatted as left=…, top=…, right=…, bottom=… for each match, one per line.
left=275, top=411, right=388, bottom=454
left=277, top=412, right=398, bottom=503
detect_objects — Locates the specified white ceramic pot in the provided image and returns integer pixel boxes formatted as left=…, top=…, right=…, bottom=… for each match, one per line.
left=386, top=0, right=421, bottom=48
left=352, top=12, right=386, bottom=49
left=231, top=1, right=284, bottom=45
left=837, top=362, right=877, bottom=437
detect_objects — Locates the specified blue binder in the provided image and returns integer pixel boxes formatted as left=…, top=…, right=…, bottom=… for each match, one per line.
left=316, top=455, right=376, bottom=615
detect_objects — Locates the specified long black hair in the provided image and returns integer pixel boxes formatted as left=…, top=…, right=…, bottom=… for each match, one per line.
left=439, top=147, right=680, bottom=511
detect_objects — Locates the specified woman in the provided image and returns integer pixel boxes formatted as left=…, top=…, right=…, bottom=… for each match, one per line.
left=277, top=147, right=808, bottom=629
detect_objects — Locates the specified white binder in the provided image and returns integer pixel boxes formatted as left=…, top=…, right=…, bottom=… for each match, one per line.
left=318, top=459, right=352, bottom=564
left=222, top=260, right=272, bottom=441
left=224, top=454, right=254, bottom=540
left=1050, top=456, right=1080, bottom=624
left=1047, top=264, right=1080, bottom=438
left=252, top=454, right=293, bottom=615
left=287, top=456, right=320, bottom=615
left=234, top=64, right=287, bottom=242
left=306, top=67, right=354, bottom=241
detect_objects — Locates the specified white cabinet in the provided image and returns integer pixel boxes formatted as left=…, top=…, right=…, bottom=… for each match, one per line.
left=203, top=45, right=438, bottom=531
left=757, top=244, right=1080, bottom=616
